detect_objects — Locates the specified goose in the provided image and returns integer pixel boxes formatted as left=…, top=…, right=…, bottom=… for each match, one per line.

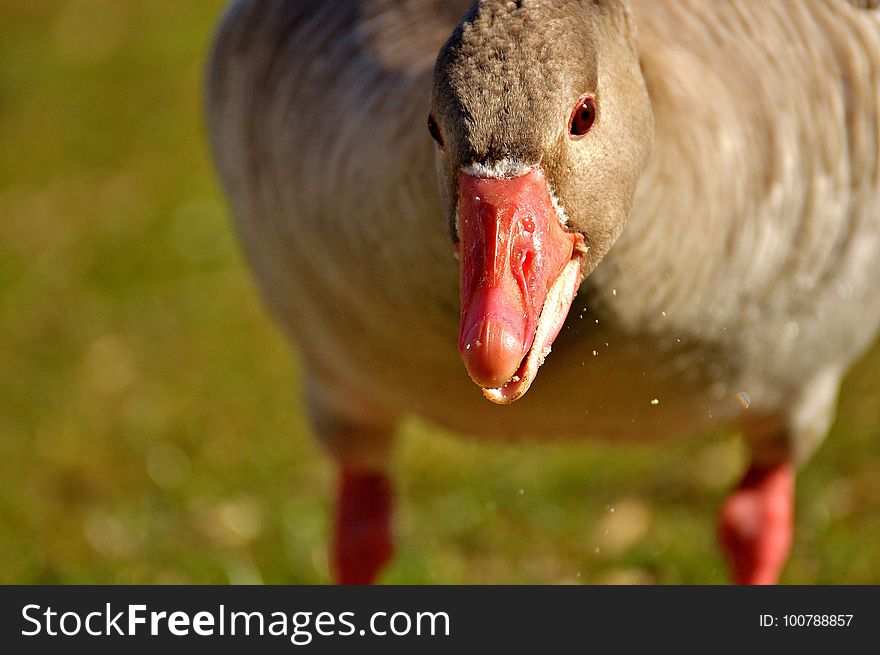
left=207, top=0, right=880, bottom=584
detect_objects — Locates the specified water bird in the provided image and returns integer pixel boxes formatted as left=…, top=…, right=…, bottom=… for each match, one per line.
left=208, top=0, right=880, bottom=583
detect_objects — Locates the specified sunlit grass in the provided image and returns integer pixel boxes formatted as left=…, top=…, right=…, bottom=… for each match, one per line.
left=1, top=0, right=878, bottom=584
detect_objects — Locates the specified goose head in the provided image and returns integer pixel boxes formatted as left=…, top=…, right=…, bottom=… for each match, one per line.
left=430, top=0, right=653, bottom=403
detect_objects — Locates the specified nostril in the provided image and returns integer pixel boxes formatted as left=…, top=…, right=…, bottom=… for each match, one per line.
left=522, top=249, right=535, bottom=275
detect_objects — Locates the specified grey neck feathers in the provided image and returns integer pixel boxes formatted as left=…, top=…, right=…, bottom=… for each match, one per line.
left=591, top=0, right=880, bottom=346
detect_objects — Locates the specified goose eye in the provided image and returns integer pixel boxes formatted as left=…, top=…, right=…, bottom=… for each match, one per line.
left=569, top=95, right=596, bottom=139
left=428, top=113, right=444, bottom=149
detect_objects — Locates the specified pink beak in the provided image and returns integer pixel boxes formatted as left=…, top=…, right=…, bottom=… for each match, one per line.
left=457, top=167, right=585, bottom=397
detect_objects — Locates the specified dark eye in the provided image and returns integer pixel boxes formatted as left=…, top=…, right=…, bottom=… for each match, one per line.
left=569, top=95, right=597, bottom=139
left=427, top=113, right=444, bottom=149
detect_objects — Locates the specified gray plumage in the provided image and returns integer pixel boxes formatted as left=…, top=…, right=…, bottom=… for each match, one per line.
left=207, top=0, right=880, bottom=472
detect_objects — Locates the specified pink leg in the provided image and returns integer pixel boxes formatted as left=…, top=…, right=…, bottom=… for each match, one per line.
left=332, top=465, right=394, bottom=585
left=718, top=461, right=794, bottom=584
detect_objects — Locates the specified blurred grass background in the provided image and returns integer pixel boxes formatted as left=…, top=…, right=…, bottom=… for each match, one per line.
left=1, top=0, right=879, bottom=584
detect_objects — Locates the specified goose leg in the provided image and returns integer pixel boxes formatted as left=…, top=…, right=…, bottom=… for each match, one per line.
left=334, top=464, right=394, bottom=585
left=305, top=375, right=398, bottom=585
left=718, top=459, right=794, bottom=585
left=718, top=370, right=841, bottom=584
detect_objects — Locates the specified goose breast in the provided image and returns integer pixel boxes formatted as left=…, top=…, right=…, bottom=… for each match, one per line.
left=208, top=0, right=880, bottom=449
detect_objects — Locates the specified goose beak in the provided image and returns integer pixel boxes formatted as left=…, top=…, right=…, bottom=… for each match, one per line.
left=457, top=167, right=587, bottom=404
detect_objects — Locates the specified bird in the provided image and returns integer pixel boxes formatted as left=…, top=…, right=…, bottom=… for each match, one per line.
left=206, top=0, right=880, bottom=584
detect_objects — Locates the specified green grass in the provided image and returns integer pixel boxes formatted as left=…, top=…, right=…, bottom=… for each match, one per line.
left=1, top=0, right=878, bottom=584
